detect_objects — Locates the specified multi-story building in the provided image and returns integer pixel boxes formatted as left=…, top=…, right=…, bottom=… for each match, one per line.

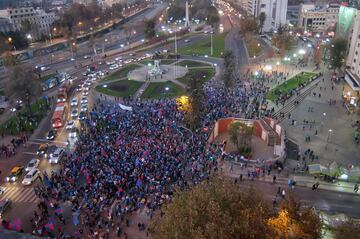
left=247, top=0, right=288, bottom=32
left=298, top=3, right=339, bottom=34
left=345, top=8, right=360, bottom=109
left=0, top=7, right=58, bottom=40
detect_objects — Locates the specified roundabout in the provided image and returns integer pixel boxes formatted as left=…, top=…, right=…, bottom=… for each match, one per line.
left=95, top=58, right=217, bottom=99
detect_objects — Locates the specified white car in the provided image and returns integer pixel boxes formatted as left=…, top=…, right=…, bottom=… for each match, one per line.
left=109, top=64, right=119, bottom=70
left=22, top=169, right=40, bottom=185
left=82, top=90, right=89, bottom=96
left=81, top=97, right=88, bottom=104
left=25, top=159, right=40, bottom=172
left=84, top=55, right=90, bottom=59
left=70, top=98, right=78, bottom=107
left=76, top=86, right=82, bottom=92
left=68, top=128, right=77, bottom=139
left=80, top=105, right=87, bottom=112
left=49, top=148, right=64, bottom=164
left=70, top=58, right=75, bottom=61
left=106, top=61, right=115, bottom=65
left=115, top=57, right=122, bottom=61
left=66, top=120, right=75, bottom=130
left=71, top=109, right=78, bottom=118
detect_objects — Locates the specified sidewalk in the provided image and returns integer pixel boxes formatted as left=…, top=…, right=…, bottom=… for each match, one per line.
left=221, top=160, right=359, bottom=196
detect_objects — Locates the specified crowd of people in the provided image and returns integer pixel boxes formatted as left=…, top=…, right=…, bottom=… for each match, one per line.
left=20, top=67, right=279, bottom=238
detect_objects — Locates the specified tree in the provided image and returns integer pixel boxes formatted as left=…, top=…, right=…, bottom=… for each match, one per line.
left=3, top=52, right=18, bottom=67
left=150, top=177, right=272, bottom=239
left=185, top=76, right=204, bottom=131
left=0, top=34, right=11, bottom=55
left=239, top=17, right=259, bottom=37
left=7, top=64, right=42, bottom=117
left=272, top=31, right=293, bottom=58
left=228, top=121, right=253, bottom=155
left=222, top=50, right=235, bottom=87
left=259, top=12, right=266, bottom=34
left=314, top=44, right=322, bottom=67
left=268, top=195, right=322, bottom=239
left=5, top=31, right=29, bottom=50
left=144, top=19, right=156, bottom=39
left=329, top=37, right=347, bottom=72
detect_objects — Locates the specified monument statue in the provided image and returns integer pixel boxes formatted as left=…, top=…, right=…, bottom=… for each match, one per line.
left=148, top=60, right=164, bottom=77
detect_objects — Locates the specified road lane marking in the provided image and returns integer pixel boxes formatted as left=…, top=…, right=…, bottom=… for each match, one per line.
left=17, top=188, right=33, bottom=202
left=23, top=152, right=37, bottom=155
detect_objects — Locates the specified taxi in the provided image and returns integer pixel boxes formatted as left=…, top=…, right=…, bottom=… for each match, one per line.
left=5, top=166, right=24, bottom=182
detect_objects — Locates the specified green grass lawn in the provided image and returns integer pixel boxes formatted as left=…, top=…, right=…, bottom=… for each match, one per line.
left=0, top=90, right=4, bottom=96
left=39, top=73, right=57, bottom=82
left=177, top=67, right=215, bottom=86
left=245, top=38, right=262, bottom=58
left=266, top=72, right=318, bottom=101
left=101, top=64, right=141, bottom=82
left=140, top=59, right=177, bottom=66
left=178, top=33, right=227, bottom=58
left=95, top=80, right=143, bottom=97
left=176, top=60, right=212, bottom=68
left=141, top=81, right=185, bottom=99
left=0, top=98, right=50, bottom=135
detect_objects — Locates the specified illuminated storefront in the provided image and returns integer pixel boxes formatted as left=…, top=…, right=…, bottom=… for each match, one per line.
left=343, top=71, right=360, bottom=112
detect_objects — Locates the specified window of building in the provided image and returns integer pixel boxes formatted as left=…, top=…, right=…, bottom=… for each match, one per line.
left=261, top=4, right=266, bottom=8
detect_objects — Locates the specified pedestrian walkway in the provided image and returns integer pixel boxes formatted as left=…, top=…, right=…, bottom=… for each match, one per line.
left=0, top=186, right=39, bottom=204
left=222, top=161, right=360, bottom=196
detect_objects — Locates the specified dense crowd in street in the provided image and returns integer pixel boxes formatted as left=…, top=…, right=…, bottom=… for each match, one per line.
left=17, top=68, right=280, bottom=238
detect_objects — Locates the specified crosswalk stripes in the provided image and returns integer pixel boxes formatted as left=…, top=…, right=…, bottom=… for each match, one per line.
left=0, top=187, right=39, bottom=203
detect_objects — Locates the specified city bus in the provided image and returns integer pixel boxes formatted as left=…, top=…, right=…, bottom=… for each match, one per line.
left=51, top=102, right=68, bottom=129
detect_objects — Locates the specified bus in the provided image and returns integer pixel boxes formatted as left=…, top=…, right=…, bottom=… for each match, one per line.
left=57, top=81, right=71, bottom=103
left=51, top=102, right=67, bottom=129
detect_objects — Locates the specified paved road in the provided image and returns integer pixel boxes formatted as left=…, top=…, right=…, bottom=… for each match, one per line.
left=237, top=180, right=360, bottom=218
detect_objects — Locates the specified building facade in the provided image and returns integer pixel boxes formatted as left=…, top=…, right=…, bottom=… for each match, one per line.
left=247, top=0, right=288, bottom=32
left=0, top=7, right=58, bottom=40
left=345, top=8, right=360, bottom=109
left=298, top=3, right=339, bottom=34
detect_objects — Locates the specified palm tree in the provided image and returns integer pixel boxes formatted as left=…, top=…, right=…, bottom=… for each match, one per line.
left=229, top=121, right=253, bottom=154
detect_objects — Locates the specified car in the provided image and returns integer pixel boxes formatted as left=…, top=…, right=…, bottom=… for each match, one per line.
left=46, top=145, right=59, bottom=159
left=68, top=128, right=78, bottom=139
left=66, top=120, right=75, bottom=130
left=0, top=187, right=5, bottom=195
left=82, top=90, right=89, bottom=96
left=36, top=144, right=48, bottom=156
left=0, top=199, right=11, bottom=219
left=106, top=61, right=115, bottom=65
left=76, top=86, right=82, bottom=92
left=49, top=148, right=64, bottom=164
left=109, top=64, right=119, bottom=70
left=25, top=159, right=40, bottom=172
left=80, top=105, right=87, bottom=112
left=71, top=109, right=79, bottom=118
left=115, top=57, right=122, bottom=61
left=129, top=53, right=135, bottom=56
left=78, top=111, right=87, bottom=121
left=81, top=97, right=88, bottom=104
left=22, top=169, right=40, bottom=185
left=84, top=55, right=90, bottom=59
left=184, top=39, right=190, bottom=43
left=83, top=86, right=89, bottom=91
left=70, top=58, right=75, bottom=61
left=70, top=98, right=78, bottom=106
left=46, top=130, right=57, bottom=140
left=5, top=167, right=24, bottom=182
